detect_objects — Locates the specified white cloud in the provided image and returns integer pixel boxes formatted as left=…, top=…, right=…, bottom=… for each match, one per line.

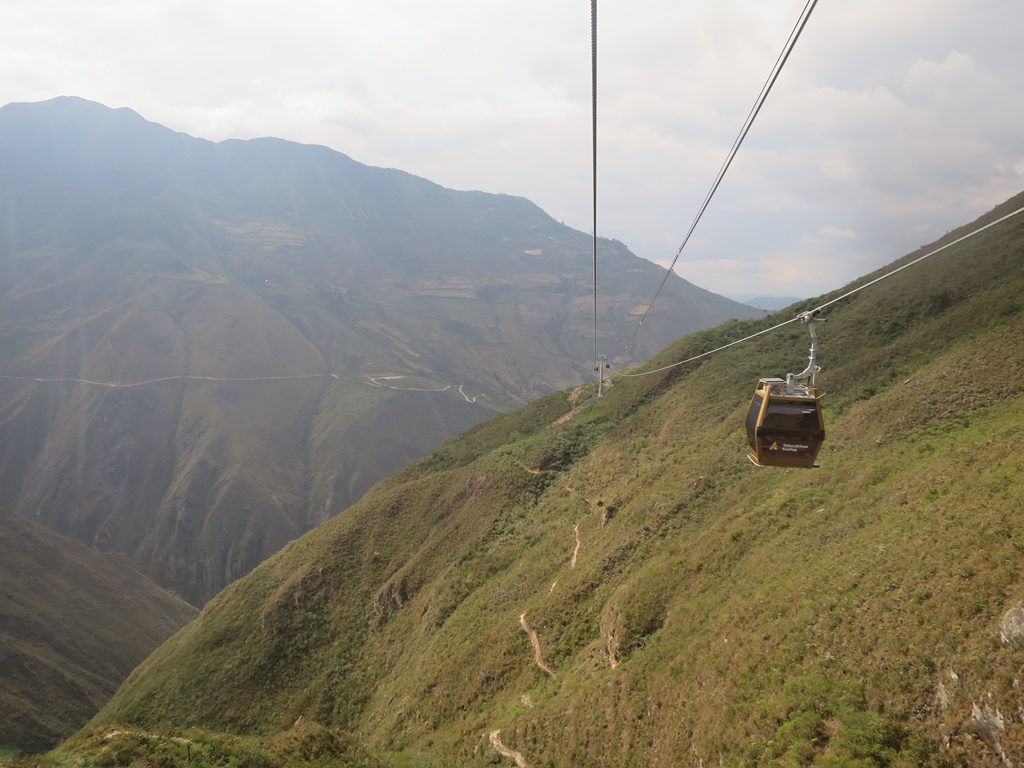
left=905, top=50, right=976, bottom=91
left=819, top=227, right=856, bottom=240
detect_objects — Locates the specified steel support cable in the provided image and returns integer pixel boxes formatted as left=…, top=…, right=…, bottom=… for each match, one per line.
left=808, top=204, right=1024, bottom=316
left=612, top=316, right=800, bottom=378
left=591, top=0, right=601, bottom=387
left=626, top=0, right=818, bottom=354
left=611, top=203, right=1024, bottom=380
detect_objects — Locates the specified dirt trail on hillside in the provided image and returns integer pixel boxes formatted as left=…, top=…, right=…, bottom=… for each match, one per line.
left=550, top=385, right=585, bottom=426
left=492, top=450, right=609, bottom=761
left=550, top=407, right=579, bottom=427
left=365, top=374, right=451, bottom=392
left=365, top=375, right=489, bottom=402
left=22, top=368, right=485, bottom=401
left=457, top=384, right=488, bottom=403
left=0, top=372, right=494, bottom=407
left=489, top=730, right=530, bottom=767
left=515, top=461, right=544, bottom=476
left=519, top=612, right=556, bottom=678
left=570, top=523, right=580, bottom=568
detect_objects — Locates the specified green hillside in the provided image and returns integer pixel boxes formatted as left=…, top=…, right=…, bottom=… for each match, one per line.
left=0, top=511, right=196, bottom=753
left=0, top=96, right=760, bottom=604
left=8, top=721, right=381, bottom=768
left=81, top=194, right=1024, bottom=766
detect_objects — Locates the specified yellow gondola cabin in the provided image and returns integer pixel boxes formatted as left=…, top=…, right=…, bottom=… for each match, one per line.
left=745, top=377, right=825, bottom=468
left=745, top=311, right=825, bottom=468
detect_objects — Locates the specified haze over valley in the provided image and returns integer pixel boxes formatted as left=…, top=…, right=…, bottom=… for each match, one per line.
left=0, top=96, right=759, bottom=609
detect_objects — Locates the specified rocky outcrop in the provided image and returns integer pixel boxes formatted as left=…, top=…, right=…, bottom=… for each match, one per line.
left=970, top=701, right=1011, bottom=767
left=372, top=577, right=410, bottom=621
left=999, top=603, right=1024, bottom=646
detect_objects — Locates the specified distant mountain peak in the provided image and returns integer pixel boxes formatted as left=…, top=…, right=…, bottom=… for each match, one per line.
left=3, top=94, right=148, bottom=123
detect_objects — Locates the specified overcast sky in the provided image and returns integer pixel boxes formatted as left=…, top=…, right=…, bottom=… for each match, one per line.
left=2, top=0, right=1022, bottom=300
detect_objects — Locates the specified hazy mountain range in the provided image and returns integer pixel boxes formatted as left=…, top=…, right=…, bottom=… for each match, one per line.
left=0, top=97, right=760, bottom=605
left=731, top=294, right=804, bottom=310
left=56, top=194, right=1024, bottom=766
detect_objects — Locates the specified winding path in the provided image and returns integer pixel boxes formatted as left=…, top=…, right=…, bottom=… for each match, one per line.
left=519, top=612, right=556, bottom=679
left=457, top=384, right=488, bottom=403
left=365, top=376, right=488, bottom=401
left=489, top=730, right=530, bottom=768
left=490, top=424, right=616, bottom=759
left=0, top=371, right=490, bottom=404
left=365, top=374, right=451, bottom=392
left=570, top=523, right=581, bottom=569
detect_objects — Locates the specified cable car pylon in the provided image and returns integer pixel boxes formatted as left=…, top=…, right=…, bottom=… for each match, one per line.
left=595, top=353, right=608, bottom=397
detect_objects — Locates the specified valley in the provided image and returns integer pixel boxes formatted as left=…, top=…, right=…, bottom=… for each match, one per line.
left=0, top=97, right=759, bottom=605
left=4, top=1, right=1021, bottom=765
left=0, top=511, right=195, bottom=752
left=57, top=194, right=1024, bottom=766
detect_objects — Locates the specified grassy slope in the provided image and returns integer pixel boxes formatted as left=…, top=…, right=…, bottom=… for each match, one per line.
left=0, top=512, right=196, bottom=752
left=91, top=194, right=1024, bottom=766
left=8, top=721, right=381, bottom=768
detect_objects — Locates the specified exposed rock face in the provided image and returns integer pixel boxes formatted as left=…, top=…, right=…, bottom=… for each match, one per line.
left=970, top=702, right=1011, bottom=767
left=373, top=577, right=410, bottom=620
left=999, top=603, right=1024, bottom=645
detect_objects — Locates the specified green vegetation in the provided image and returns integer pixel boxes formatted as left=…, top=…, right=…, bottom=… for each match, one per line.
left=69, top=194, right=1024, bottom=765
left=8, top=722, right=380, bottom=768
left=0, top=512, right=196, bottom=752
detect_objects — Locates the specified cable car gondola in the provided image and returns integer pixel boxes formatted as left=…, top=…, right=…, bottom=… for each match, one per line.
left=745, top=312, right=825, bottom=468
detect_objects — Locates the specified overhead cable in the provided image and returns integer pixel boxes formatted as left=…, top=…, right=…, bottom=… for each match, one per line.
left=809, top=204, right=1024, bottom=316
left=612, top=316, right=800, bottom=378
left=613, top=203, right=1024, bottom=379
left=591, top=0, right=601, bottom=390
left=627, top=0, right=818, bottom=353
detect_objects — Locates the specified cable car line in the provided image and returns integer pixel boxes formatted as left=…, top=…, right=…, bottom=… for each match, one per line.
left=611, top=315, right=800, bottom=379
left=805, top=204, right=1024, bottom=318
left=590, top=0, right=603, bottom=395
left=625, top=0, right=819, bottom=355
left=610, top=203, right=1024, bottom=380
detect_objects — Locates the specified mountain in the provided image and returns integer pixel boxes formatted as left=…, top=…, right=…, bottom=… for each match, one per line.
left=81, top=195, right=1024, bottom=765
left=732, top=294, right=804, bottom=311
left=0, top=96, right=760, bottom=604
left=0, top=510, right=195, bottom=752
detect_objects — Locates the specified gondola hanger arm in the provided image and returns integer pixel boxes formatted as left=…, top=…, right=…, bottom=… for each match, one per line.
left=787, top=311, right=822, bottom=387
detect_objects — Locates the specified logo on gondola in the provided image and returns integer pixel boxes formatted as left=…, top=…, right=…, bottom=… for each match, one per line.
left=768, top=441, right=779, bottom=451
